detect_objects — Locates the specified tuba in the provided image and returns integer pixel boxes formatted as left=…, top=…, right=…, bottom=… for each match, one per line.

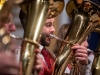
left=52, top=0, right=100, bottom=75
left=91, top=37, right=100, bottom=75
left=0, top=0, right=64, bottom=75
left=18, top=0, right=64, bottom=75
left=91, top=12, right=100, bottom=75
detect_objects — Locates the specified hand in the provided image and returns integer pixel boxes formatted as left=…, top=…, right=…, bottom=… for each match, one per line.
left=71, top=44, right=88, bottom=65
left=0, top=51, right=19, bottom=75
left=33, top=48, right=44, bottom=73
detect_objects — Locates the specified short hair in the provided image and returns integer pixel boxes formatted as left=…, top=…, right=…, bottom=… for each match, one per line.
left=19, top=10, right=27, bottom=31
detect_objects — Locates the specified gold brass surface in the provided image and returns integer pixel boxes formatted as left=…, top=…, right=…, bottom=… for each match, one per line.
left=2, top=34, right=10, bottom=44
left=20, top=0, right=49, bottom=75
left=20, top=0, right=64, bottom=75
left=53, top=8, right=89, bottom=75
left=92, top=37, right=100, bottom=75
left=0, top=0, right=6, bottom=9
left=66, top=0, right=76, bottom=18
left=52, top=0, right=100, bottom=75
left=20, top=0, right=64, bottom=18
left=0, top=0, right=64, bottom=75
left=0, top=27, right=6, bottom=36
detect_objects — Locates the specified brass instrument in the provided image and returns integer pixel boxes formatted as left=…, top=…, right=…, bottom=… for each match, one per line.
left=0, top=0, right=64, bottom=75
left=50, top=34, right=92, bottom=52
left=92, top=38, right=100, bottom=75
left=52, top=0, right=100, bottom=75
left=18, top=0, right=64, bottom=75
left=91, top=10, right=100, bottom=75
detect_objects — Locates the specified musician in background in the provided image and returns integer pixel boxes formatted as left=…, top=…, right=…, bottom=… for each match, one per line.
left=0, top=13, right=19, bottom=75
left=53, top=24, right=94, bottom=75
left=0, top=12, right=43, bottom=75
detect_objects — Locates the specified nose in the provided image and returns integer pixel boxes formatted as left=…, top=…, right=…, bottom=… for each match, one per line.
left=9, top=23, right=16, bottom=32
left=50, top=26, right=55, bottom=33
left=84, top=41, right=89, bottom=48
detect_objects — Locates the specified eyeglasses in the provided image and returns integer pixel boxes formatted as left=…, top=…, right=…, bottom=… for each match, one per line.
left=5, top=19, right=14, bottom=25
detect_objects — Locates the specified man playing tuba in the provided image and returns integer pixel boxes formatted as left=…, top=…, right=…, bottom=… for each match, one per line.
left=18, top=10, right=90, bottom=75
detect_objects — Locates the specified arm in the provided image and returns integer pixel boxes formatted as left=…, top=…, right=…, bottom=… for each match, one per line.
left=71, top=44, right=88, bottom=65
left=0, top=51, right=19, bottom=75
left=71, top=44, right=94, bottom=75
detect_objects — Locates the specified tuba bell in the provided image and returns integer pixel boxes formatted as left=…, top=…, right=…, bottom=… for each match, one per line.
left=52, top=0, right=100, bottom=75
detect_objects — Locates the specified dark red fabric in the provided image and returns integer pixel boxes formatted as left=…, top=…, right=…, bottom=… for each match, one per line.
left=38, top=48, right=54, bottom=75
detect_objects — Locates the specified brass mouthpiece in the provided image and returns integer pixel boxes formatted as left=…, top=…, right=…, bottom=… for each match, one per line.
left=10, top=33, right=40, bottom=48
left=50, top=34, right=93, bottom=52
left=49, top=34, right=74, bottom=45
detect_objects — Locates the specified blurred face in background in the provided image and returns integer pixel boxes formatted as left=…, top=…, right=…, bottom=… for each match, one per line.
left=4, top=13, right=16, bottom=34
left=40, top=18, right=55, bottom=46
left=81, top=37, right=89, bottom=48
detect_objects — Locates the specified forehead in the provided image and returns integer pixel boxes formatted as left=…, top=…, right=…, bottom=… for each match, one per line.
left=45, top=18, right=54, bottom=23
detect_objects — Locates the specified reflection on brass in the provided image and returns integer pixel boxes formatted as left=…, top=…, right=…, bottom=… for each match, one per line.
left=66, top=0, right=76, bottom=18
left=19, top=0, right=64, bottom=75
left=20, top=0, right=64, bottom=18
left=53, top=0, right=100, bottom=75
left=50, top=34, right=74, bottom=45
left=92, top=37, right=100, bottom=75
left=13, top=0, right=24, bottom=4
left=10, top=33, right=39, bottom=48
left=0, top=27, right=6, bottom=36
left=2, top=35, right=10, bottom=44
left=50, top=34, right=92, bottom=53
left=0, top=0, right=6, bottom=9
left=48, top=0, right=64, bottom=18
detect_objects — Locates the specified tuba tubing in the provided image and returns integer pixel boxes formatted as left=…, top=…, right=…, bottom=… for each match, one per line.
left=20, top=0, right=49, bottom=75
left=52, top=8, right=91, bottom=75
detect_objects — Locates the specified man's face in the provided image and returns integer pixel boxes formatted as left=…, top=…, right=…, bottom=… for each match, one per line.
left=40, top=18, right=55, bottom=46
left=4, top=13, right=16, bottom=33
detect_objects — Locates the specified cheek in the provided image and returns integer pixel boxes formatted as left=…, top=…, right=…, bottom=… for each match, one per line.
left=4, top=25, right=9, bottom=31
left=81, top=43, right=85, bottom=46
left=42, top=27, right=49, bottom=33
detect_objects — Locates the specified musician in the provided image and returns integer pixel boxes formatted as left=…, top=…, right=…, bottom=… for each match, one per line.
left=0, top=13, right=19, bottom=75
left=19, top=10, right=92, bottom=75
left=19, top=10, right=55, bottom=75
left=0, top=13, right=43, bottom=75
left=54, top=24, right=94, bottom=75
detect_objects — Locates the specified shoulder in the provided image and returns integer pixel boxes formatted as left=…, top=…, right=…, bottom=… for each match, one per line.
left=46, top=48, right=56, bottom=60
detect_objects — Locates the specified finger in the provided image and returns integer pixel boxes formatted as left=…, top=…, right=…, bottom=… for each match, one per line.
left=71, top=45, right=87, bottom=50
left=34, top=64, right=43, bottom=70
left=75, top=49, right=87, bottom=54
left=35, top=49, right=41, bottom=54
left=75, top=43, right=79, bottom=46
left=75, top=52, right=87, bottom=58
left=76, top=57, right=87, bottom=61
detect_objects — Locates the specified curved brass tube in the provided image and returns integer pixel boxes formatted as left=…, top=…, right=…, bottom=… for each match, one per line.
left=53, top=8, right=90, bottom=75
left=92, top=42, right=100, bottom=75
left=52, top=0, right=100, bottom=75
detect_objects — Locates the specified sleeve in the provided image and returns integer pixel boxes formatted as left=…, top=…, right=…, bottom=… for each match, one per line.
left=78, top=54, right=94, bottom=75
